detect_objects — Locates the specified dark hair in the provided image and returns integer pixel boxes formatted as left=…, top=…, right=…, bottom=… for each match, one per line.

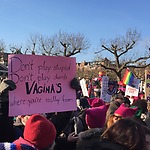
left=114, top=93, right=124, bottom=100
left=142, top=125, right=150, bottom=135
left=132, top=99, right=148, bottom=114
left=110, top=93, right=124, bottom=102
left=101, top=118, right=146, bottom=150
left=70, top=78, right=81, bottom=91
left=131, top=116, right=147, bottom=126
left=123, top=97, right=131, bottom=106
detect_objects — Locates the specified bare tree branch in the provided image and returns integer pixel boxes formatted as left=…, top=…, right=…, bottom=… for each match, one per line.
left=96, top=29, right=149, bottom=81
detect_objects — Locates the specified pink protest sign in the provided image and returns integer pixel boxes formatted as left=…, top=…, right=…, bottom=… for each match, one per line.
left=8, top=54, right=77, bottom=116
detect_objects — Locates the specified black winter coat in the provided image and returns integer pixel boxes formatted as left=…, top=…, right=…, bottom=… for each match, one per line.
left=76, top=128, right=128, bottom=150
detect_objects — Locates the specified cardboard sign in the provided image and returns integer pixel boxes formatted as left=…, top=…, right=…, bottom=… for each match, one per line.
left=8, top=54, right=77, bottom=116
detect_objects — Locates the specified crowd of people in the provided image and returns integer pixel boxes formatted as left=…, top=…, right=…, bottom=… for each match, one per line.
left=0, top=77, right=150, bottom=150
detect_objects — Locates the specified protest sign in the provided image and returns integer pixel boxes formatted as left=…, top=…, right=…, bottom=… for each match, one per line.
left=145, top=70, right=150, bottom=101
left=125, top=85, right=139, bottom=97
left=100, top=76, right=110, bottom=102
left=80, top=78, right=89, bottom=97
left=8, top=54, right=77, bottom=116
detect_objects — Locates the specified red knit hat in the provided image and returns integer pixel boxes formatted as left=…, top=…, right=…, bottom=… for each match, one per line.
left=114, top=103, right=138, bottom=118
left=87, top=98, right=105, bottom=107
left=23, top=114, right=56, bottom=150
left=85, top=105, right=109, bottom=128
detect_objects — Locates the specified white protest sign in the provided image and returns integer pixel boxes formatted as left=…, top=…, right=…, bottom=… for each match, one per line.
left=80, top=78, right=89, bottom=97
left=100, top=76, right=110, bottom=102
left=145, top=70, right=150, bottom=101
left=125, top=85, right=139, bottom=97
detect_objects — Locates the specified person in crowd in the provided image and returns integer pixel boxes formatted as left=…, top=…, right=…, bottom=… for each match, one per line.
left=13, top=115, right=31, bottom=139
left=132, top=99, right=148, bottom=120
left=54, top=109, right=88, bottom=150
left=143, top=125, right=150, bottom=150
left=54, top=104, right=109, bottom=150
left=76, top=96, right=91, bottom=111
left=112, top=103, right=138, bottom=123
left=101, top=118, right=147, bottom=150
left=145, top=116, right=150, bottom=129
left=93, top=88, right=101, bottom=98
left=85, top=104, right=109, bottom=129
left=123, top=97, right=131, bottom=107
left=0, top=79, right=17, bottom=142
left=106, top=81, right=117, bottom=101
left=13, top=114, right=56, bottom=150
left=13, top=116, right=25, bottom=139
left=46, top=111, right=73, bottom=137
left=70, top=77, right=81, bottom=98
left=131, top=115, right=148, bottom=127
left=87, top=97, right=105, bottom=108
left=75, top=104, right=109, bottom=150
left=131, top=114, right=149, bottom=141
left=139, top=92, right=145, bottom=99
left=105, top=103, right=138, bottom=128
left=54, top=132, right=78, bottom=150
left=106, top=93, right=124, bottom=119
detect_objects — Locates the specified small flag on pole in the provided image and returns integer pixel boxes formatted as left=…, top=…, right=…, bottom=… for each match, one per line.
left=122, top=69, right=134, bottom=86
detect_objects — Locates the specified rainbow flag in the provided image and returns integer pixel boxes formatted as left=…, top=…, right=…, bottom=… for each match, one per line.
left=122, top=69, right=134, bottom=86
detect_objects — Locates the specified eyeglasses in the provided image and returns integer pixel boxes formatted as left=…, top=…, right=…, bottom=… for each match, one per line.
left=113, top=114, right=122, bottom=120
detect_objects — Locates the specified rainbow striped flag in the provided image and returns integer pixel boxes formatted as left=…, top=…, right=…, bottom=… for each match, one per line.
left=122, top=69, right=134, bottom=86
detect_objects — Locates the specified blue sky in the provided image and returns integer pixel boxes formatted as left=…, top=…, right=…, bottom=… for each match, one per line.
left=0, top=0, right=150, bottom=62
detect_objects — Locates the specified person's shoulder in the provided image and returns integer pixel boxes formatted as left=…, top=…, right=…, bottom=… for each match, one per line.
left=78, top=128, right=103, bottom=140
left=108, top=101, right=120, bottom=109
left=99, top=139, right=129, bottom=150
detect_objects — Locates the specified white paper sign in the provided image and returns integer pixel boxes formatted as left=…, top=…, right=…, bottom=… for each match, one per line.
left=125, top=85, right=139, bottom=97
left=100, top=76, right=110, bottom=102
left=80, top=78, right=89, bottom=97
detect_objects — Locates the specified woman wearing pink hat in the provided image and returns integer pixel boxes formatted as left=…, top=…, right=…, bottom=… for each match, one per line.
left=106, top=103, right=138, bottom=128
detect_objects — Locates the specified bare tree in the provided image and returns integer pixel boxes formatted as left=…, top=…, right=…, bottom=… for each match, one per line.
left=96, top=29, right=150, bottom=81
left=0, top=40, right=6, bottom=52
left=9, top=44, right=22, bottom=54
left=25, top=34, right=39, bottom=55
left=38, top=34, right=55, bottom=56
left=25, top=33, right=56, bottom=56
left=55, top=31, right=90, bottom=57
left=0, top=40, right=6, bottom=63
left=25, top=31, right=90, bottom=57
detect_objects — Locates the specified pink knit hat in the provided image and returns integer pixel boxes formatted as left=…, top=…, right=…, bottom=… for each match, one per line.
left=114, top=103, right=138, bottom=118
left=24, top=114, right=56, bottom=150
left=87, top=98, right=105, bottom=107
left=85, top=104, right=109, bottom=128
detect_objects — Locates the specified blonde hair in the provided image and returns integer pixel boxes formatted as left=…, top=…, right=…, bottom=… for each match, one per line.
left=105, top=115, right=114, bottom=129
